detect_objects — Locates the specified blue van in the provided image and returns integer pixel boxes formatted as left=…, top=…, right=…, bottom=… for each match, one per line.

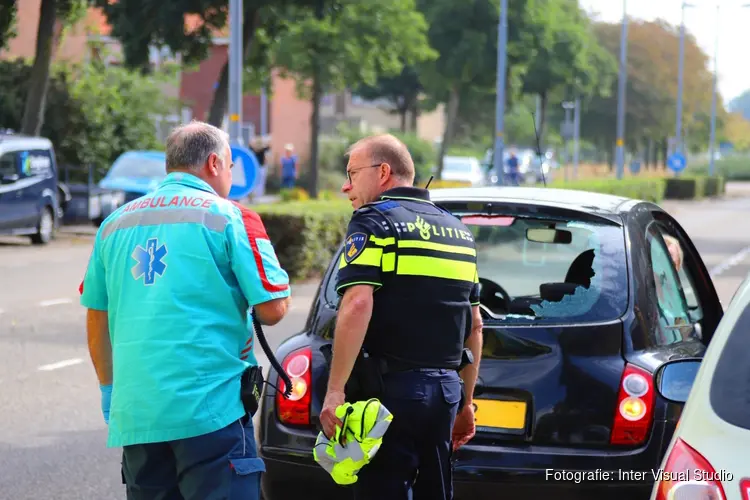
left=0, top=133, right=60, bottom=244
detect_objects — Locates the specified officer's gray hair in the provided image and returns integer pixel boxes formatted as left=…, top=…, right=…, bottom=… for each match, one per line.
left=346, top=134, right=415, bottom=184
left=165, top=120, right=230, bottom=172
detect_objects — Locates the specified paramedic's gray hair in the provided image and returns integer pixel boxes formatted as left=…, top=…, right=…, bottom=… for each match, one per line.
left=166, top=121, right=230, bottom=172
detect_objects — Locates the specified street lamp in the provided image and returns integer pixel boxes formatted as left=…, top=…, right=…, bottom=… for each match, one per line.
left=708, top=5, right=719, bottom=177
left=492, top=0, right=508, bottom=185
left=675, top=2, right=695, bottom=160
left=615, top=0, right=628, bottom=180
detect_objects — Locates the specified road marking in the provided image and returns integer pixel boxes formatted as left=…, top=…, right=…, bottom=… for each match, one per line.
left=37, top=358, right=83, bottom=371
left=39, top=298, right=73, bottom=307
left=710, top=245, right=750, bottom=278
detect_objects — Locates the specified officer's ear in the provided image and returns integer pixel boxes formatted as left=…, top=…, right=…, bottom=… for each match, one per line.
left=379, top=162, right=391, bottom=183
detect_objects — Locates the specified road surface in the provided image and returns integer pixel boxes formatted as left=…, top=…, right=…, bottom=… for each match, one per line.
left=1, top=193, right=749, bottom=499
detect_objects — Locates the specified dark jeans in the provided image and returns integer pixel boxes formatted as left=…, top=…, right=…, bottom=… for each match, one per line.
left=121, top=415, right=263, bottom=500
left=281, top=176, right=295, bottom=189
left=353, top=368, right=462, bottom=500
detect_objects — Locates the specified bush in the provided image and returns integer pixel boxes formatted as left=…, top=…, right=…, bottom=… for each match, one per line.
left=664, top=177, right=704, bottom=200
left=253, top=199, right=353, bottom=282
left=551, top=178, right=667, bottom=202
left=688, top=156, right=750, bottom=181
left=0, top=58, right=176, bottom=181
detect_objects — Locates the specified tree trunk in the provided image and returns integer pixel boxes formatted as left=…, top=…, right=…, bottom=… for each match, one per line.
left=308, top=69, right=322, bottom=199
left=21, top=0, right=57, bottom=136
left=207, top=7, right=260, bottom=127
left=410, top=105, right=418, bottom=133
left=435, top=86, right=460, bottom=180
left=537, top=92, right=548, bottom=142
left=399, top=108, right=407, bottom=133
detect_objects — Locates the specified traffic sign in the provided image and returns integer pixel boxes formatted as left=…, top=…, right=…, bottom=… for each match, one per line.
left=228, top=145, right=260, bottom=200
left=629, top=160, right=641, bottom=174
left=667, top=152, right=687, bottom=173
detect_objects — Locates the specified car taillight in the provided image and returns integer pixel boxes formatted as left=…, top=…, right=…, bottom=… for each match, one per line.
left=610, top=363, right=654, bottom=445
left=654, top=438, right=726, bottom=500
left=276, top=347, right=312, bottom=426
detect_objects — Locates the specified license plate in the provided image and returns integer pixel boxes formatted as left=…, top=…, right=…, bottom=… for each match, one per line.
left=473, top=399, right=526, bottom=430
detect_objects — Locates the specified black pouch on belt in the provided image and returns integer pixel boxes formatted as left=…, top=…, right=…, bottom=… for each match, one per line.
left=320, top=345, right=386, bottom=401
left=240, top=365, right=265, bottom=417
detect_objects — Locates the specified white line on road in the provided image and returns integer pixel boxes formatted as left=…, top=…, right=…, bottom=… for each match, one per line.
left=39, top=298, right=73, bottom=307
left=710, top=245, right=750, bottom=278
left=37, top=358, right=83, bottom=371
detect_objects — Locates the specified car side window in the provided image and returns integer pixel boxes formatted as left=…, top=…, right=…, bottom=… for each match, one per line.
left=647, top=226, right=693, bottom=345
left=656, top=225, right=704, bottom=323
left=0, top=152, right=17, bottom=178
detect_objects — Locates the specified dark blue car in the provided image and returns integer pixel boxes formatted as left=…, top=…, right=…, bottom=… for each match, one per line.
left=0, top=133, right=61, bottom=244
left=258, top=187, right=724, bottom=500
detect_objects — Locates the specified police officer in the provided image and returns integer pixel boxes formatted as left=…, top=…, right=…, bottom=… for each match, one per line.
left=320, top=134, right=484, bottom=500
left=80, top=121, right=291, bottom=500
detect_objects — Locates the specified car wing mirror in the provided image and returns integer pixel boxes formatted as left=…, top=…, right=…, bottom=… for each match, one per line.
left=655, top=358, right=702, bottom=404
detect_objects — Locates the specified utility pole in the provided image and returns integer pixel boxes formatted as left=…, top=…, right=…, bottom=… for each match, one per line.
left=228, top=0, right=244, bottom=145
left=492, top=0, right=508, bottom=185
left=260, top=87, right=268, bottom=137
left=573, top=97, right=581, bottom=179
left=708, top=4, right=719, bottom=177
left=675, top=2, right=694, bottom=159
left=615, top=0, right=628, bottom=180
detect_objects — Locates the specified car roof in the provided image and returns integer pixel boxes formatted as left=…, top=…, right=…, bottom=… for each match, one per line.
left=118, top=150, right=166, bottom=159
left=428, top=186, right=640, bottom=216
left=0, top=132, right=53, bottom=151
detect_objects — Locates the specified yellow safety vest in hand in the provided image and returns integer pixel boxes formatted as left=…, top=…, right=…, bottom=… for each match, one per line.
left=313, top=398, right=393, bottom=485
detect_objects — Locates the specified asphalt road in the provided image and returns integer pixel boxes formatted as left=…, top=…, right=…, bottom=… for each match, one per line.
left=1, top=192, right=750, bottom=499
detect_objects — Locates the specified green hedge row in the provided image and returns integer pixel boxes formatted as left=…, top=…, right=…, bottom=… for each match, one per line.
left=251, top=176, right=726, bottom=282
left=553, top=175, right=726, bottom=202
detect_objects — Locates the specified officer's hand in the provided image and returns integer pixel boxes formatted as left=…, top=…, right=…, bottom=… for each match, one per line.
left=320, top=389, right=346, bottom=441
left=100, top=384, right=113, bottom=425
left=452, top=403, right=476, bottom=451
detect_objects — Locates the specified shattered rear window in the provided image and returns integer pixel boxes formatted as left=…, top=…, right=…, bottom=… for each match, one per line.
left=463, top=215, right=628, bottom=324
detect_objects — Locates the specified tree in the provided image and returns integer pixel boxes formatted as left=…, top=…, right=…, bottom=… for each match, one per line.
left=719, top=112, right=750, bottom=152
left=519, top=0, right=617, bottom=140
left=270, top=0, right=437, bottom=197
left=579, top=19, right=720, bottom=167
left=354, top=66, right=423, bottom=133
left=20, top=0, right=88, bottom=137
left=0, top=0, right=18, bottom=51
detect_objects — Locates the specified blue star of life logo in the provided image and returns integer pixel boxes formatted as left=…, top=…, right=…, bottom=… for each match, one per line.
left=131, top=238, right=168, bottom=285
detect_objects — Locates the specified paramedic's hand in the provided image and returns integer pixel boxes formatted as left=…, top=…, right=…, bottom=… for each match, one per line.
left=452, top=403, right=476, bottom=451
left=100, top=384, right=112, bottom=424
left=320, top=390, right=346, bottom=441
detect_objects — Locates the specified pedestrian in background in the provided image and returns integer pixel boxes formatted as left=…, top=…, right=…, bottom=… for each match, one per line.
left=280, top=143, right=298, bottom=189
left=80, top=120, right=292, bottom=500
left=320, top=134, right=483, bottom=499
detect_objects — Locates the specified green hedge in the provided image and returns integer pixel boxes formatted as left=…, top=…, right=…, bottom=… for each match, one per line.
left=688, top=156, right=750, bottom=181
left=253, top=199, right=353, bottom=282
left=551, top=178, right=667, bottom=202
left=552, top=175, right=725, bottom=202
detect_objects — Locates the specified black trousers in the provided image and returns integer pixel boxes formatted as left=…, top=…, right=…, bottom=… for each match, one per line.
left=353, top=368, right=462, bottom=500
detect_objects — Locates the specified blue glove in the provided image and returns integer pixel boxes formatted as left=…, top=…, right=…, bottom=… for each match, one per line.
left=100, top=384, right=112, bottom=424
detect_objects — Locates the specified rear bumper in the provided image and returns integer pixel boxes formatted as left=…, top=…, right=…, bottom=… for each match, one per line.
left=260, top=421, right=668, bottom=500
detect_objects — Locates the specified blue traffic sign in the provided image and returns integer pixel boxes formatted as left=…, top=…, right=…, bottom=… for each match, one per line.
left=228, top=145, right=260, bottom=200
left=667, top=152, right=687, bottom=173
left=629, top=160, right=641, bottom=174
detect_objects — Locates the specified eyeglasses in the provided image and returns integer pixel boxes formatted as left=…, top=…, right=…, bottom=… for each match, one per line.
left=346, top=163, right=382, bottom=184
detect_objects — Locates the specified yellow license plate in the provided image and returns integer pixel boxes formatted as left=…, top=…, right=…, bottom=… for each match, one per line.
left=473, top=399, right=526, bottom=430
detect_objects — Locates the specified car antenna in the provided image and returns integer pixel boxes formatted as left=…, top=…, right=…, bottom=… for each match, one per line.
left=530, top=111, right=547, bottom=187
left=425, top=175, right=434, bottom=189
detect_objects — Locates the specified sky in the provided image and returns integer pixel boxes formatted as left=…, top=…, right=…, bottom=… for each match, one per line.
left=579, top=0, right=750, bottom=105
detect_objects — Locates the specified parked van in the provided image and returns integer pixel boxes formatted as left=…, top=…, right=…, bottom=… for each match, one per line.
left=0, top=132, right=60, bottom=244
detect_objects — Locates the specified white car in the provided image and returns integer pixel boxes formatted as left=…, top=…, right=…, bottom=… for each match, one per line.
left=438, top=156, right=485, bottom=186
left=650, top=274, right=750, bottom=500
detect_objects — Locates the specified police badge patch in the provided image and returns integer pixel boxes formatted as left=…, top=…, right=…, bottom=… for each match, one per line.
left=344, top=232, right=368, bottom=263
